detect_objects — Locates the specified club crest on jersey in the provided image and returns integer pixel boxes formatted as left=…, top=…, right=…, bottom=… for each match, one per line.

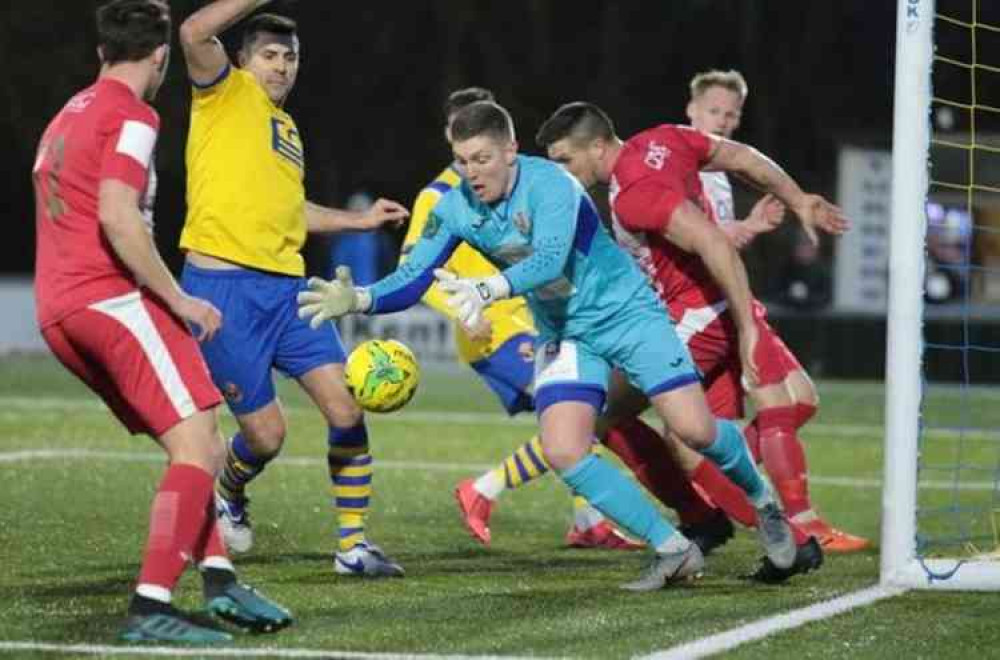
left=644, top=141, right=670, bottom=171
left=271, top=117, right=303, bottom=169
left=513, top=211, right=532, bottom=236
left=422, top=212, right=441, bottom=238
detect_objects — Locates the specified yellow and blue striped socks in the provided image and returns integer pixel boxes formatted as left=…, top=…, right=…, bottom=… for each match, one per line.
left=327, top=424, right=372, bottom=552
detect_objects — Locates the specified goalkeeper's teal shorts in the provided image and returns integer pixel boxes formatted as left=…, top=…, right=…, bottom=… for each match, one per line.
left=533, top=309, right=699, bottom=414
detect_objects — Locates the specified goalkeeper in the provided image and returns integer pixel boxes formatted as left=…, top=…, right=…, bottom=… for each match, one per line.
left=299, top=100, right=803, bottom=590
left=402, top=87, right=640, bottom=550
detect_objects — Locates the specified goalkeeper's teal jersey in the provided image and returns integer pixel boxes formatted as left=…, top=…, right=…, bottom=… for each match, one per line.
left=369, top=155, right=665, bottom=343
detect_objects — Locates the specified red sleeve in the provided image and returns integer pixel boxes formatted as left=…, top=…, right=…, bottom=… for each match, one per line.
left=675, top=125, right=714, bottom=167
left=99, top=105, right=159, bottom=192
left=613, top=179, right=686, bottom=233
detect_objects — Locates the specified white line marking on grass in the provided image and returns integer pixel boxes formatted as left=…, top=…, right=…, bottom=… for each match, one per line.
left=639, top=584, right=907, bottom=660
left=1, top=448, right=996, bottom=491
left=0, top=641, right=551, bottom=659
left=4, top=394, right=998, bottom=442
left=1, top=448, right=997, bottom=491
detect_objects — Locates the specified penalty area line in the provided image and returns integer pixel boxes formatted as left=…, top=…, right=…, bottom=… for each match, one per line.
left=639, top=584, right=907, bottom=660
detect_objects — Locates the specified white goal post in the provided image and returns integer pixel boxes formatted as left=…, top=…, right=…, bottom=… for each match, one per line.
left=880, top=0, right=1000, bottom=591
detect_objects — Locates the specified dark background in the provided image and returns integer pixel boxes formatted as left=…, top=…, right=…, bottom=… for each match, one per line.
left=0, top=0, right=903, bottom=288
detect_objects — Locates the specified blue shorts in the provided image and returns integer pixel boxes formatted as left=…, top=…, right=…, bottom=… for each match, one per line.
left=181, top=263, right=347, bottom=415
left=470, top=332, right=535, bottom=415
left=533, top=309, right=698, bottom=414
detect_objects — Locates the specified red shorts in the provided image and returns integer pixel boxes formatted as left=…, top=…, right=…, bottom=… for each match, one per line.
left=41, top=291, right=222, bottom=437
left=672, top=300, right=802, bottom=419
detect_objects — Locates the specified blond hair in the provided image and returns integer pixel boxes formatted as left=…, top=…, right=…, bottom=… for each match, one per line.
left=689, top=69, right=748, bottom=100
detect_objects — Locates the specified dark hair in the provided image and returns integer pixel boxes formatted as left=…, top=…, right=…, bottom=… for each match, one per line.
left=536, top=102, right=616, bottom=149
left=449, top=101, right=515, bottom=143
left=96, top=0, right=170, bottom=65
left=241, top=13, right=298, bottom=54
left=443, top=87, right=495, bottom=119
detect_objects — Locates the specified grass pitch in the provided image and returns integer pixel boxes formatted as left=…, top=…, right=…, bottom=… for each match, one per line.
left=1, top=354, right=997, bottom=659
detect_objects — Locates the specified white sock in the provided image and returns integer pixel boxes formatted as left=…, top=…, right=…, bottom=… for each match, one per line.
left=572, top=500, right=605, bottom=531
left=199, top=555, right=236, bottom=573
left=791, top=509, right=819, bottom=524
left=473, top=470, right=505, bottom=500
left=136, top=583, right=172, bottom=604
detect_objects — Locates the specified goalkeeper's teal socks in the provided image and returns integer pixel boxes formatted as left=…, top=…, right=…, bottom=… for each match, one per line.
left=700, top=419, right=769, bottom=506
left=558, top=453, right=676, bottom=548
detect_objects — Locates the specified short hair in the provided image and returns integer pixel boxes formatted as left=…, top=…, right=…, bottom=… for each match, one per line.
left=689, top=69, right=748, bottom=100
left=96, top=0, right=170, bottom=65
left=535, top=102, right=615, bottom=149
left=443, top=87, right=495, bottom=119
left=241, top=13, right=298, bottom=54
left=449, top=101, right=516, bottom=144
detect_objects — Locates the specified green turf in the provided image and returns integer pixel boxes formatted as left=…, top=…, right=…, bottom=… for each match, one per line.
left=1, top=354, right=998, bottom=659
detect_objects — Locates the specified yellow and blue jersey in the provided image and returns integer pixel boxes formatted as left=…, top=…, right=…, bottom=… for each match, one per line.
left=403, top=166, right=535, bottom=365
left=181, top=65, right=307, bottom=276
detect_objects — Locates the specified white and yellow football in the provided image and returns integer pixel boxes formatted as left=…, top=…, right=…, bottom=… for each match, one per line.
left=344, top=339, right=420, bottom=413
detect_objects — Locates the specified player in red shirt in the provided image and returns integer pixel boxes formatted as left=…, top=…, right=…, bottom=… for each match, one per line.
left=33, top=0, right=290, bottom=643
left=685, top=70, right=868, bottom=552
left=537, top=102, right=849, bottom=580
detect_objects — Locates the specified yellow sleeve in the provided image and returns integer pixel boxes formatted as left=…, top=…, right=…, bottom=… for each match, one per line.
left=401, top=188, right=461, bottom=322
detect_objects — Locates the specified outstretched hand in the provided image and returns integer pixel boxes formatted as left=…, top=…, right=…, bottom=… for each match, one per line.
left=793, top=194, right=850, bottom=245
left=358, top=198, right=409, bottom=230
left=296, top=266, right=360, bottom=329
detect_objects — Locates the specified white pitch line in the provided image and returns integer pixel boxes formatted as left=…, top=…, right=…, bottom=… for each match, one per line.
left=0, top=641, right=553, bottom=660
left=639, top=584, right=907, bottom=660
left=0, top=448, right=996, bottom=491
left=2, top=394, right=997, bottom=442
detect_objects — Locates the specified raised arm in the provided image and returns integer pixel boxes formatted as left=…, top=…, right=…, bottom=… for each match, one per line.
left=706, top=139, right=849, bottom=244
left=179, top=0, right=270, bottom=85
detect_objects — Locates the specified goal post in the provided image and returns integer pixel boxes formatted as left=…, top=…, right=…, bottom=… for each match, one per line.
left=880, top=0, right=1000, bottom=592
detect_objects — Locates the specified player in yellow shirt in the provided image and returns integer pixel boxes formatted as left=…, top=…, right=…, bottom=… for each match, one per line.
left=178, top=0, right=409, bottom=577
left=407, top=88, right=639, bottom=549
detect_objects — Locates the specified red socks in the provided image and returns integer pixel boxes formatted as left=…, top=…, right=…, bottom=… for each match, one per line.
left=603, top=418, right=716, bottom=526
left=689, top=460, right=757, bottom=527
left=137, top=463, right=217, bottom=592
left=757, top=406, right=811, bottom=519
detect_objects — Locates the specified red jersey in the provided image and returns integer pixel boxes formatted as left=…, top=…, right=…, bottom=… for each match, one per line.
left=609, top=124, right=724, bottom=314
left=33, top=78, right=159, bottom=328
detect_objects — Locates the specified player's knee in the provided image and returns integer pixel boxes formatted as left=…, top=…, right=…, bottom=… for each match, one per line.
left=323, top=391, right=364, bottom=428
left=674, top=415, right=717, bottom=451
left=541, top=436, right=589, bottom=471
left=241, top=417, right=287, bottom=457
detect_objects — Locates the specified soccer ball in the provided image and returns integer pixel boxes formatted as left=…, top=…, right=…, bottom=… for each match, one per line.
left=344, top=339, right=420, bottom=413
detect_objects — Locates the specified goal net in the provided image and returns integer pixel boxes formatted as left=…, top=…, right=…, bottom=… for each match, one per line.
left=881, top=0, right=1000, bottom=590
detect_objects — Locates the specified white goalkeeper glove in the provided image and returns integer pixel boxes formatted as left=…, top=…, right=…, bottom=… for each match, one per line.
left=434, top=268, right=511, bottom=329
left=297, top=266, right=372, bottom=329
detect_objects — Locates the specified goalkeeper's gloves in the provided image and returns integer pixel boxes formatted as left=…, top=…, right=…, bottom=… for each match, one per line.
left=297, top=266, right=372, bottom=329
left=434, top=268, right=511, bottom=329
